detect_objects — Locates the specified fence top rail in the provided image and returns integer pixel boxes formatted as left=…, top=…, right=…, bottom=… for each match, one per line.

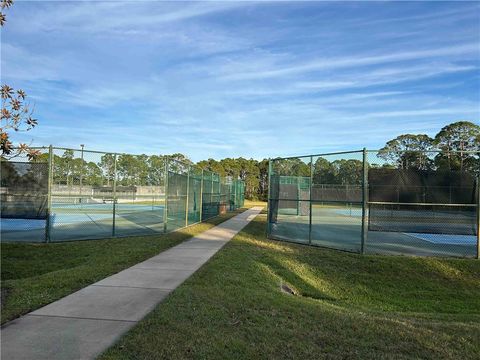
left=30, top=146, right=126, bottom=156
left=270, top=149, right=480, bottom=161
left=23, top=146, right=243, bottom=184
left=368, top=201, right=477, bottom=207
left=271, top=150, right=364, bottom=161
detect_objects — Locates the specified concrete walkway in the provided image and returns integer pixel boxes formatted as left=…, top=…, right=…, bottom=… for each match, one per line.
left=1, top=207, right=263, bottom=360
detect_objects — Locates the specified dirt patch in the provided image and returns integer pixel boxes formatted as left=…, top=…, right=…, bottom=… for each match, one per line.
left=280, top=282, right=297, bottom=295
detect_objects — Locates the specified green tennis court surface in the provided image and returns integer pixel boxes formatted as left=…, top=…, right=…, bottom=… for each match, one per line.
left=270, top=204, right=476, bottom=257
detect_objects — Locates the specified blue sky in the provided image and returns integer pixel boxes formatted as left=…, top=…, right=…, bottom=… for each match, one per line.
left=2, top=1, right=479, bottom=161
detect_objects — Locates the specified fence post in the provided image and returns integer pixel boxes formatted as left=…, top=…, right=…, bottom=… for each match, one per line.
left=361, top=148, right=368, bottom=254
left=79, top=144, right=84, bottom=207
left=163, top=156, right=169, bottom=233
left=234, top=180, right=237, bottom=210
left=211, top=173, right=214, bottom=215
left=476, top=176, right=479, bottom=259
left=199, top=169, right=204, bottom=222
left=185, top=165, right=190, bottom=227
left=296, top=180, right=300, bottom=216
left=45, top=145, right=53, bottom=243
left=309, top=156, right=313, bottom=245
left=267, top=160, right=272, bottom=236
left=112, top=154, right=117, bottom=237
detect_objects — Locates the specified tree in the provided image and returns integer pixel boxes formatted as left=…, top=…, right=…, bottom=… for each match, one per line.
left=433, top=121, right=480, bottom=172
left=236, top=158, right=260, bottom=199
left=378, top=134, right=434, bottom=170
left=53, top=150, right=74, bottom=185
left=196, top=157, right=265, bottom=200
left=197, top=158, right=226, bottom=177
left=257, top=159, right=269, bottom=201
left=313, top=157, right=335, bottom=184
left=167, top=153, right=192, bottom=174
left=0, top=0, right=39, bottom=160
left=272, top=158, right=310, bottom=177
left=147, top=155, right=166, bottom=185
left=99, top=154, right=116, bottom=186
left=0, top=0, right=12, bottom=26
left=333, top=159, right=363, bottom=185
left=84, top=162, right=103, bottom=186
left=219, top=158, right=241, bottom=179
left=117, top=154, right=149, bottom=185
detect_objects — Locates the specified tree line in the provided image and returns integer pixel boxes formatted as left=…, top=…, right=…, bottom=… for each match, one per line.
left=201, top=121, right=479, bottom=198
left=30, top=151, right=267, bottom=199
left=9, top=120, right=480, bottom=200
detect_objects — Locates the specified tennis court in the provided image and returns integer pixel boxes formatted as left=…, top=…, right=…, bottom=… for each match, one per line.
left=267, top=149, right=479, bottom=258
left=1, top=201, right=166, bottom=242
left=0, top=147, right=245, bottom=243
left=270, top=203, right=476, bottom=257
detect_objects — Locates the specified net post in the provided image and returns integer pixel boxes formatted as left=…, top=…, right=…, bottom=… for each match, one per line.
left=199, top=169, right=204, bottom=222
left=185, top=164, right=190, bottom=227
left=308, top=156, right=313, bottom=245
left=476, top=176, right=479, bottom=259
left=45, top=145, right=53, bottom=243
left=163, top=156, right=169, bottom=233
left=267, top=159, right=272, bottom=236
left=361, top=148, right=368, bottom=254
left=112, top=154, right=117, bottom=237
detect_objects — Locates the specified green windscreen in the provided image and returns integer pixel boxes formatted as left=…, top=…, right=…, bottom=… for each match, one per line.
left=0, top=161, right=49, bottom=219
left=368, top=168, right=477, bottom=235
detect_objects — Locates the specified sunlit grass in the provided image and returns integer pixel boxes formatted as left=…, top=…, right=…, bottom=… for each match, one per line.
left=244, top=199, right=267, bottom=208
left=100, top=214, right=480, bottom=360
left=0, top=209, right=246, bottom=324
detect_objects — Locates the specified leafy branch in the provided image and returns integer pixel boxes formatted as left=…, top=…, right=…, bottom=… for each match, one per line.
left=0, top=0, right=40, bottom=160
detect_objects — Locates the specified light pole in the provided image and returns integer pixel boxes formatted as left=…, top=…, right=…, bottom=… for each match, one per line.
left=80, top=144, right=85, bottom=205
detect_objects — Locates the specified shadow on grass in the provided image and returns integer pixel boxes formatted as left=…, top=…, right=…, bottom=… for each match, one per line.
left=232, top=215, right=480, bottom=315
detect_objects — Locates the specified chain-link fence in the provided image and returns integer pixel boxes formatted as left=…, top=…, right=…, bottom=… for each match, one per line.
left=1, top=146, right=245, bottom=243
left=268, top=149, right=480, bottom=258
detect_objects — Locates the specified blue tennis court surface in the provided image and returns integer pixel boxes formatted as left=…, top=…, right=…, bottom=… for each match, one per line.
left=1, top=204, right=165, bottom=232
left=334, top=208, right=361, bottom=217
left=1, top=218, right=46, bottom=231
left=405, top=233, right=476, bottom=245
left=331, top=207, right=476, bottom=246
left=52, top=203, right=164, bottom=211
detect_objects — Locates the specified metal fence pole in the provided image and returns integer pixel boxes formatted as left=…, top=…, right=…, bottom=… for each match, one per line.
left=199, top=169, right=204, bottom=222
left=476, top=176, right=479, bottom=259
left=267, top=160, right=272, bottom=236
left=211, top=173, right=214, bottom=214
left=79, top=144, right=84, bottom=206
left=233, top=181, right=236, bottom=210
left=112, top=154, right=117, bottom=237
left=163, top=156, right=169, bottom=233
left=361, top=148, right=368, bottom=254
left=45, top=145, right=54, bottom=243
left=296, top=180, right=300, bottom=216
left=185, top=165, right=190, bottom=227
left=234, top=179, right=238, bottom=210
left=309, top=156, right=313, bottom=245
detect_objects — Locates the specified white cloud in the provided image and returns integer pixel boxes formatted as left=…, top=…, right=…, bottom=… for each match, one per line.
left=219, top=43, right=479, bottom=81
left=3, top=1, right=479, bottom=161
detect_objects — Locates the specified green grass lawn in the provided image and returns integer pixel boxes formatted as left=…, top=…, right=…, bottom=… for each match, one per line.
left=0, top=209, right=247, bottom=324
left=100, top=213, right=480, bottom=360
left=244, top=199, right=267, bottom=208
